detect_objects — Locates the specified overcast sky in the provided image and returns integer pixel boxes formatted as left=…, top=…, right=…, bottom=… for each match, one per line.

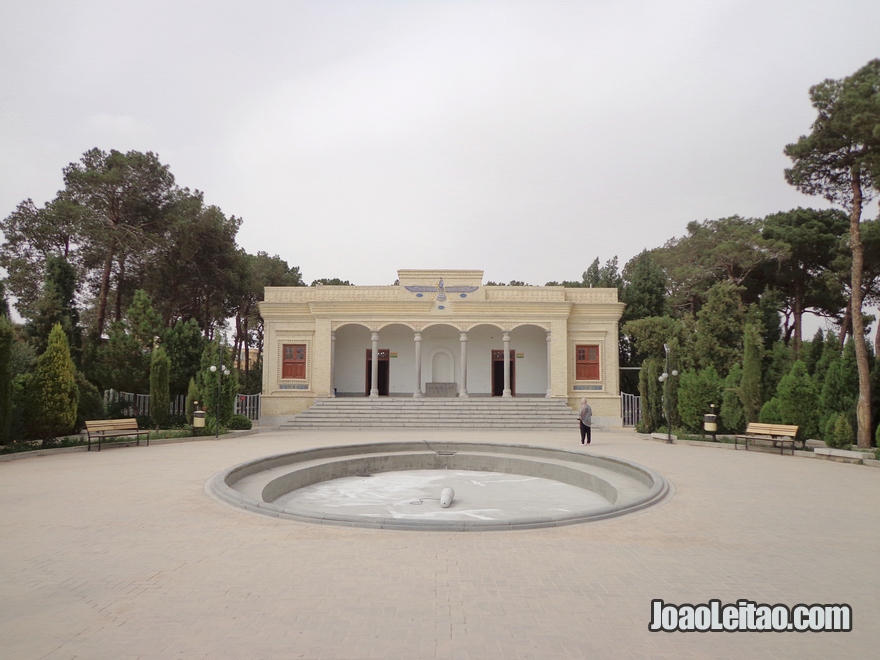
left=2, top=0, right=878, bottom=292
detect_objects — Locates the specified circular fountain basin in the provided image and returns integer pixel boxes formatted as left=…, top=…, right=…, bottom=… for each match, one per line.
left=206, top=442, right=671, bottom=531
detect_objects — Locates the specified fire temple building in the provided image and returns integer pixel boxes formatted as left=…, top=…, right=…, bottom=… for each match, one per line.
left=259, top=269, right=625, bottom=426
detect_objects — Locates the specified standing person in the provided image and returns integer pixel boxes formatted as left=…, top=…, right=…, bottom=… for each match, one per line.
left=578, top=397, right=592, bottom=445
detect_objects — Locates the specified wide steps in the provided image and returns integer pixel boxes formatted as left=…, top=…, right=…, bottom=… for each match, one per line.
left=280, top=398, right=581, bottom=430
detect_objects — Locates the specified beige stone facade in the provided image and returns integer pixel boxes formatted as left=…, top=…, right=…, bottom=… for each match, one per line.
left=259, top=269, right=625, bottom=425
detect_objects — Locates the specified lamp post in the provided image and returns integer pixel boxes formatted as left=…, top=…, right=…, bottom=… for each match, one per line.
left=209, top=355, right=230, bottom=439
left=658, top=343, right=679, bottom=443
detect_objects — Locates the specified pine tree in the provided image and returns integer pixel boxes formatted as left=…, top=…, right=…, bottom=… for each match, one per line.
left=96, top=321, right=150, bottom=393
left=150, top=345, right=171, bottom=429
left=128, top=290, right=163, bottom=351
left=25, top=255, right=81, bottom=362
left=27, top=323, right=78, bottom=445
left=163, top=318, right=207, bottom=396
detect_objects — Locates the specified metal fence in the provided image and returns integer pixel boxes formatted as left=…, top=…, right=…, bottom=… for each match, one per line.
left=102, top=390, right=262, bottom=421
left=621, top=392, right=641, bottom=427
left=102, top=390, right=187, bottom=418
left=235, top=394, right=261, bottom=421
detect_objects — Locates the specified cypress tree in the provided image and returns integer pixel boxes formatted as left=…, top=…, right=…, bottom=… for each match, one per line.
left=638, top=357, right=663, bottom=433
left=827, top=413, right=854, bottom=449
left=813, top=331, right=839, bottom=384
left=693, top=282, right=747, bottom=375
left=740, top=324, right=763, bottom=423
left=185, top=377, right=200, bottom=425
left=721, top=363, right=745, bottom=433
left=803, top=329, right=825, bottom=376
left=677, top=367, right=724, bottom=432
left=197, top=339, right=238, bottom=431
left=0, top=279, right=9, bottom=318
left=150, top=345, right=171, bottom=429
left=762, top=341, right=792, bottom=404
left=27, top=323, right=78, bottom=445
left=820, top=357, right=855, bottom=422
left=74, top=371, right=105, bottom=430
left=775, top=360, right=820, bottom=440
left=0, top=316, right=13, bottom=444
left=759, top=398, right=783, bottom=424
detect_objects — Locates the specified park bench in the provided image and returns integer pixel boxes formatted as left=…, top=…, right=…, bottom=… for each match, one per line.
left=734, top=423, right=799, bottom=455
left=84, top=419, right=150, bottom=452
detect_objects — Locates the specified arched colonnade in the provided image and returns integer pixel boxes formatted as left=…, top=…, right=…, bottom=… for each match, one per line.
left=331, top=322, right=552, bottom=398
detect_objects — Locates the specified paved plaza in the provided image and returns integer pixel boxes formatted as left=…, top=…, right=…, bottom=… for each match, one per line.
left=2, top=427, right=878, bottom=659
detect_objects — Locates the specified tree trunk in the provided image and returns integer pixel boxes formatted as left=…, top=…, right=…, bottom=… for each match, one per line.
left=839, top=304, right=852, bottom=349
left=243, top=314, right=250, bottom=386
left=95, top=245, right=114, bottom=336
left=792, top=282, right=803, bottom=356
left=849, top=168, right=872, bottom=448
left=114, top=255, right=126, bottom=323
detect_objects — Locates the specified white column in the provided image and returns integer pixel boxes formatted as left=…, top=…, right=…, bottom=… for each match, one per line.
left=413, top=332, right=423, bottom=398
left=502, top=332, right=512, bottom=398
left=330, top=331, right=337, bottom=397
left=459, top=331, right=469, bottom=398
left=545, top=331, right=552, bottom=398
left=370, top=331, right=379, bottom=398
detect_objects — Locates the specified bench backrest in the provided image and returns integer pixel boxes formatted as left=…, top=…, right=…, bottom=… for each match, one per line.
left=86, top=418, right=141, bottom=433
left=744, top=422, right=798, bottom=437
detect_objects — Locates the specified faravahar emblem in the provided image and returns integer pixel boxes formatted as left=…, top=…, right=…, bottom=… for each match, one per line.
left=404, top=279, right=479, bottom=309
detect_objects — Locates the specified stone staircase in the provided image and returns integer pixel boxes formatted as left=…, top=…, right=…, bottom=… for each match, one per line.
left=279, top=397, right=582, bottom=430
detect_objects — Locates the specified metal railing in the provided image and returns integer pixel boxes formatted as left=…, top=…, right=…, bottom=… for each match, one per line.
left=621, top=392, right=641, bottom=427
left=235, top=393, right=261, bottom=421
left=103, top=390, right=262, bottom=422
left=102, top=390, right=187, bottom=418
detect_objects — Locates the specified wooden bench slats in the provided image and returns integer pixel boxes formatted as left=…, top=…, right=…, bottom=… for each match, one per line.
left=735, top=422, right=799, bottom=455
left=85, top=418, right=149, bottom=452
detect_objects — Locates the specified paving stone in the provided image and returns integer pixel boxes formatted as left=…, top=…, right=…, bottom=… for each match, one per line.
left=0, top=428, right=878, bottom=658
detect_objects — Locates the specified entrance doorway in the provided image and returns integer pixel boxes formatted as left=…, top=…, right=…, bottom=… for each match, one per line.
left=365, top=349, right=390, bottom=396
left=491, top=350, right=516, bottom=396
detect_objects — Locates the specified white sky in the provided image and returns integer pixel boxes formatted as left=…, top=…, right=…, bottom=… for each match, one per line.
left=1, top=0, right=878, bottom=294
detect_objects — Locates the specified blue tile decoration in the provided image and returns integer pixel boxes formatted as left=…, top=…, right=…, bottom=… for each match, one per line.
left=416, top=293, right=423, bottom=297
left=460, top=293, right=467, bottom=298
left=437, top=305, right=445, bottom=310
left=280, top=383, right=309, bottom=390
left=574, top=385, right=602, bottom=391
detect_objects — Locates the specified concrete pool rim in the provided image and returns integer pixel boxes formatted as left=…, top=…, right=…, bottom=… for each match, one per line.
left=205, top=441, right=672, bottom=531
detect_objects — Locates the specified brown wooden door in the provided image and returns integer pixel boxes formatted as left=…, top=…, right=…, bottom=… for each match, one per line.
left=365, top=349, right=390, bottom=396
left=491, top=349, right=515, bottom=396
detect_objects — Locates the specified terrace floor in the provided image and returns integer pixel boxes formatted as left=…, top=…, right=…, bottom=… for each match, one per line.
left=1, top=427, right=877, bottom=659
